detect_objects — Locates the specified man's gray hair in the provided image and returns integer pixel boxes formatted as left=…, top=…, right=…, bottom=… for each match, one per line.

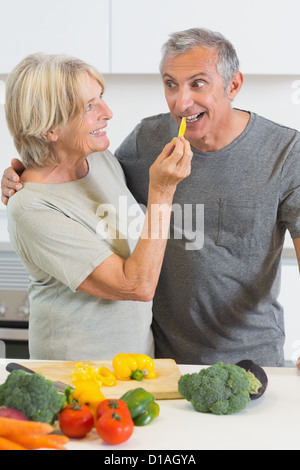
left=159, top=28, right=240, bottom=88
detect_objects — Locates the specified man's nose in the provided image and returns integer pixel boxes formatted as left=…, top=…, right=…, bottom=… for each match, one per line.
left=176, top=88, right=194, bottom=112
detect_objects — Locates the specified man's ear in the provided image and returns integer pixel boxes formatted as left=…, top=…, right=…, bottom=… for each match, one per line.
left=227, top=71, right=243, bottom=100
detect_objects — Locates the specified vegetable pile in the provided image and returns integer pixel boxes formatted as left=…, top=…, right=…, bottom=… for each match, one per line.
left=178, top=361, right=268, bottom=415
left=0, top=354, right=268, bottom=449
left=0, top=353, right=160, bottom=449
left=59, top=389, right=159, bottom=445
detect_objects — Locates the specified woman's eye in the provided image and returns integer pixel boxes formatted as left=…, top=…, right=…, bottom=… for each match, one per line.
left=86, top=104, right=93, bottom=112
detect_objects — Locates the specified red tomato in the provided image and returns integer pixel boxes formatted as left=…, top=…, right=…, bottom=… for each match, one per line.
left=96, top=399, right=131, bottom=420
left=59, top=403, right=94, bottom=438
left=96, top=409, right=134, bottom=445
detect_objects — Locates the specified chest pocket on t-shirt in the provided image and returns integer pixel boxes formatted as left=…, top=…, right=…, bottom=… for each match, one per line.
left=216, top=197, right=261, bottom=256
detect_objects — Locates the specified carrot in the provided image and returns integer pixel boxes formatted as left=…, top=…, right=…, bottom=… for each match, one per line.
left=0, top=436, right=27, bottom=450
left=0, top=417, right=54, bottom=437
left=9, top=434, right=69, bottom=450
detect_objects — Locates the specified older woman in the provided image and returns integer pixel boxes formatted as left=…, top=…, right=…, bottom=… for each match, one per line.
left=5, top=53, right=192, bottom=360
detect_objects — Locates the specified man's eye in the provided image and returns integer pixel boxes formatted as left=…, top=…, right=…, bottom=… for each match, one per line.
left=165, top=81, right=175, bottom=88
left=193, top=80, right=205, bottom=88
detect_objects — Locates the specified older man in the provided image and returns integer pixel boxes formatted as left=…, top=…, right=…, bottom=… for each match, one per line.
left=2, top=28, right=300, bottom=366
left=115, top=28, right=300, bottom=366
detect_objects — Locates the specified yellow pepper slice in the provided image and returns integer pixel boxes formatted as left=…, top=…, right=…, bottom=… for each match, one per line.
left=97, top=366, right=118, bottom=387
left=112, top=353, right=156, bottom=381
left=173, top=117, right=186, bottom=145
left=70, top=362, right=117, bottom=387
left=178, top=117, right=186, bottom=137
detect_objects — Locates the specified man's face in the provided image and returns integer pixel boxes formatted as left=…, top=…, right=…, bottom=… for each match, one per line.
left=162, top=47, right=238, bottom=151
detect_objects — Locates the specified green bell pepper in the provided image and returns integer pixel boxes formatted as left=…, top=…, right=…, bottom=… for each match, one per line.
left=120, top=387, right=159, bottom=425
left=133, top=401, right=160, bottom=426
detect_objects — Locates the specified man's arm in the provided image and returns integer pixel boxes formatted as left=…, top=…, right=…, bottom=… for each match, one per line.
left=294, top=238, right=300, bottom=272
left=1, top=158, right=24, bottom=205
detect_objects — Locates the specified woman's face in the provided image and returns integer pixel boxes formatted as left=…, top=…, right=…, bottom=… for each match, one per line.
left=54, top=75, right=113, bottom=158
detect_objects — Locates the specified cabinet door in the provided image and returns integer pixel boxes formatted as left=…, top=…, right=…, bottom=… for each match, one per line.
left=279, top=263, right=300, bottom=363
left=0, top=0, right=110, bottom=73
left=111, top=0, right=300, bottom=74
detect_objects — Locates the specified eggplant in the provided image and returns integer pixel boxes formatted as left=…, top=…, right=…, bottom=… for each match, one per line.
left=236, top=359, right=268, bottom=400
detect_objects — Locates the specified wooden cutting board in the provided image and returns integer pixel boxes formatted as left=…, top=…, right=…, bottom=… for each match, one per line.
left=21, top=359, right=183, bottom=399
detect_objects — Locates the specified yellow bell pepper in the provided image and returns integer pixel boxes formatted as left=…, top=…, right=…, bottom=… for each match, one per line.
left=69, top=363, right=116, bottom=423
left=112, top=353, right=157, bottom=381
left=71, top=380, right=105, bottom=423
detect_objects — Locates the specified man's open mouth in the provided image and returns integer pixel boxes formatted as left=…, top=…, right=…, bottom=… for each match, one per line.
left=185, top=112, right=205, bottom=123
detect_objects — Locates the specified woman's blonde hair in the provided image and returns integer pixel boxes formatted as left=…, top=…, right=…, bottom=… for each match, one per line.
left=5, top=53, right=105, bottom=168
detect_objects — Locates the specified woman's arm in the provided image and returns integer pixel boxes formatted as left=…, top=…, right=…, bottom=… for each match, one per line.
left=78, top=137, right=193, bottom=301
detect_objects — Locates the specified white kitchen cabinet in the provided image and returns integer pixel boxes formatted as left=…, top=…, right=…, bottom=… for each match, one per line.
left=111, top=0, right=300, bottom=74
left=280, top=263, right=300, bottom=363
left=2, top=0, right=300, bottom=75
left=0, top=0, right=110, bottom=74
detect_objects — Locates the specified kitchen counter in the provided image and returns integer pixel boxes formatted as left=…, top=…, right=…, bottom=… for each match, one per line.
left=0, top=359, right=300, bottom=451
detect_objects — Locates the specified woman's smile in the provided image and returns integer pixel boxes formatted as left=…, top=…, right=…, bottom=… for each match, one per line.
left=89, top=126, right=107, bottom=137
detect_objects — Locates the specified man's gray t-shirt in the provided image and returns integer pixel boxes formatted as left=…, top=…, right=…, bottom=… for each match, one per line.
left=7, top=151, right=154, bottom=360
left=115, top=111, right=300, bottom=366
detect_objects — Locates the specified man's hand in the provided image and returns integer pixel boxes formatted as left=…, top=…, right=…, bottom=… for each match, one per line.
left=1, top=158, right=25, bottom=205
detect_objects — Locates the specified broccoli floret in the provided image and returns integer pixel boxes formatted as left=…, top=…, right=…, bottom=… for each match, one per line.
left=0, top=370, right=66, bottom=424
left=178, top=362, right=251, bottom=415
left=177, top=372, right=202, bottom=401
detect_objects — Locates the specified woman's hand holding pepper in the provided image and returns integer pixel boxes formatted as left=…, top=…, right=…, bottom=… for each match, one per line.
left=149, top=137, right=193, bottom=197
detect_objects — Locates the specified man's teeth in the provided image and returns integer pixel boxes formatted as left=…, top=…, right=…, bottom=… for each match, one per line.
left=90, top=128, right=104, bottom=135
left=185, top=113, right=202, bottom=123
